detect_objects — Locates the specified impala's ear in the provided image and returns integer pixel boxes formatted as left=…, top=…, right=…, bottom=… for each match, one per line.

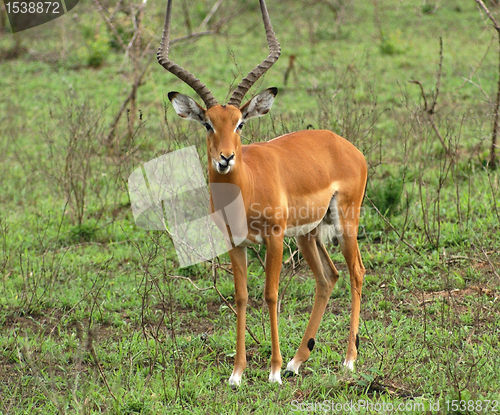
left=240, top=87, right=278, bottom=121
left=168, top=92, right=206, bottom=124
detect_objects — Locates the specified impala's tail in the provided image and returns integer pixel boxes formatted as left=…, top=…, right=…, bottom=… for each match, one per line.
left=318, top=194, right=342, bottom=245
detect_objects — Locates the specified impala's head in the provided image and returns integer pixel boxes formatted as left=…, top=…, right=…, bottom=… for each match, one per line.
left=168, top=88, right=277, bottom=175
left=157, top=0, right=280, bottom=175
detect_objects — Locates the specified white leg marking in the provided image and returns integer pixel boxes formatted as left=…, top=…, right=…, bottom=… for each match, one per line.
left=229, top=372, right=242, bottom=387
left=269, top=369, right=282, bottom=384
left=343, top=359, right=355, bottom=371
left=286, top=358, right=301, bottom=374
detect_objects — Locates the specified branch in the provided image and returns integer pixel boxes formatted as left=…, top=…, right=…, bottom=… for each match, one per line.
left=249, top=245, right=265, bottom=269
left=198, top=0, right=224, bottom=31
left=170, top=30, right=215, bottom=45
left=109, top=0, right=124, bottom=21
left=430, top=36, right=444, bottom=114
left=409, top=38, right=451, bottom=156
left=89, top=342, right=118, bottom=401
left=475, top=0, right=500, bottom=32
left=167, top=274, right=214, bottom=291
left=409, top=79, right=450, bottom=154
left=106, top=62, right=150, bottom=144
left=365, top=195, right=422, bottom=256
left=125, top=0, right=148, bottom=58
left=408, top=80, right=428, bottom=112
left=476, top=0, right=500, bottom=168
left=455, top=33, right=494, bottom=97
left=482, top=248, right=500, bottom=281
left=92, top=0, right=127, bottom=52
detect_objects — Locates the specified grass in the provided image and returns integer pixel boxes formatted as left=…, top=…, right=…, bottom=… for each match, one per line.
left=0, top=0, right=499, bottom=413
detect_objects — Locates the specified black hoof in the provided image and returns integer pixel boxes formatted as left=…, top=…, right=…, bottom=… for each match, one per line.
left=282, top=370, right=297, bottom=378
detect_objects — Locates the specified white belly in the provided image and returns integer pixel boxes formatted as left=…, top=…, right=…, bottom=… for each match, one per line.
left=240, top=234, right=265, bottom=246
left=284, top=219, right=322, bottom=237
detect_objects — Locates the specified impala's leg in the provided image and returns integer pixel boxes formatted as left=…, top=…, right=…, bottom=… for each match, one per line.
left=264, top=234, right=285, bottom=384
left=228, top=246, right=248, bottom=387
left=338, top=209, right=365, bottom=371
left=285, top=233, right=339, bottom=376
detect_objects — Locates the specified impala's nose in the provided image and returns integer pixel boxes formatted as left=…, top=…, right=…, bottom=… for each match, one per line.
left=219, top=153, right=235, bottom=167
left=214, top=153, right=235, bottom=175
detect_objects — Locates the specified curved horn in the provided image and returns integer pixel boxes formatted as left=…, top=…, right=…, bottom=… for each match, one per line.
left=157, top=0, right=218, bottom=109
left=228, top=0, right=281, bottom=108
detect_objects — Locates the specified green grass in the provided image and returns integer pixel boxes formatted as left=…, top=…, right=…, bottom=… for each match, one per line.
left=1, top=0, right=499, bottom=413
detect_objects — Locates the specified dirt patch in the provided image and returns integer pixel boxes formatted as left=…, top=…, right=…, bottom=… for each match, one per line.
left=151, top=299, right=222, bottom=336
left=420, top=285, right=496, bottom=304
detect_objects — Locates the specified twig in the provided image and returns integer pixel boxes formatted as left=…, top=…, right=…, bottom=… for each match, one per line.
left=21, top=344, right=65, bottom=415
left=409, top=80, right=428, bottom=113
left=181, top=0, right=192, bottom=36
left=283, top=248, right=299, bottom=265
left=125, top=0, right=148, bottom=57
left=482, top=248, right=500, bottom=281
left=455, top=33, right=494, bottom=96
left=475, top=0, right=500, bottom=168
left=107, top=62, right=150, bottom=144
left=445, top=255, right=475, bottom=263
left=409, top=38, right=451, bottom=156
left=198, top=0, right=224, bottom=31
left=170, top=30, right=215, bottom=45
left=89, top=338, right=118, bottom=401
left=278, top=253, right=302, bottom=311
left=249, top=245, right=265, bottom=269
left=106, top=29, right=213, bottom=144
left=431, top=37, right=444, bottom=115
left=365, top=195, right=422, bottom=256
left=283, top=55, right=297, bottom=86
left=167, top=274, right=214, bottom=291
left=92, top=0, right=127, bottom=52
left=475, top=0, right=500, bottom=32
left=214, top=262, right=234, bottom=275
left=109, top=0, right=124, bottom=21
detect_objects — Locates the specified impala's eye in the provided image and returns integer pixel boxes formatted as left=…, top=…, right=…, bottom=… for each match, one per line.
left=237, top=122, right=244, bottom=130
left=204, top=123, right=213, bottom=132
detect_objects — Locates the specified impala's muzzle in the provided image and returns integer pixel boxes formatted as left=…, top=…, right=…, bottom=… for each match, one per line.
left=214, top=153, right=235, bottom=175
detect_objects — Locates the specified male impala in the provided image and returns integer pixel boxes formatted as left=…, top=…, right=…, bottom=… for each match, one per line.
left=158, top=0, right=367, bottom=386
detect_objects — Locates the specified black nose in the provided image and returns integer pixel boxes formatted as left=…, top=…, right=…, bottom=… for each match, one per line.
left=220, top=153, right=234, bottom=163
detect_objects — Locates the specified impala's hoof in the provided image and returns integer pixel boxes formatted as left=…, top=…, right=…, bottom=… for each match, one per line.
left=228, top=373, right=242, bottom=388
left=283, top=370, right=297, bottom=378
left=269, top=370, right=282, bottom=384
left=285, top=358, right=301, bottom=375
left=343, top=359, right=355, bottom=371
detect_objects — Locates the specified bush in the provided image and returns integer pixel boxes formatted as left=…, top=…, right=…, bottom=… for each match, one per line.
left=370, top=171, right=404, bottom=216
left=379, top=31, right=408, bottom=56
left=80, top=24, right=110, bottom=68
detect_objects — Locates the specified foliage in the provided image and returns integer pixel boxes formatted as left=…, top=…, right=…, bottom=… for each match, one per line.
left=81, top=23, right=111, bottom=68
left=379, top=31, right=408, bottom=56
left=369, top=170, right=405, bottom=216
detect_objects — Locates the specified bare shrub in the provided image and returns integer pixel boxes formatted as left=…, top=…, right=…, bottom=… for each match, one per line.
left=25, top=94, right=110, bottom=233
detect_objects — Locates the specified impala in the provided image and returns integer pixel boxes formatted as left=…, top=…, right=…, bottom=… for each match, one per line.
left=157, top=0, right=367, bottom=386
